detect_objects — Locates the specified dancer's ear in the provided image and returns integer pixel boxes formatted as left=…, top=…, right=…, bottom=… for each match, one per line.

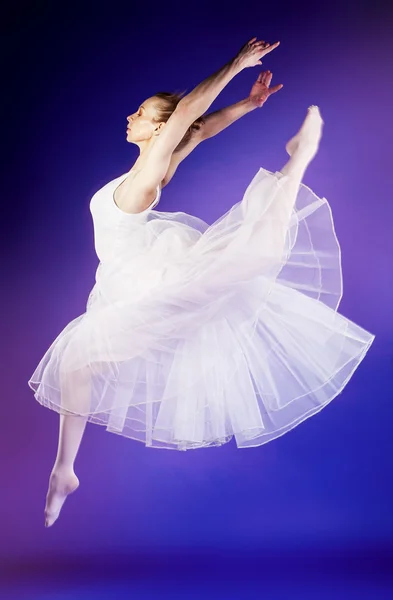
left=153, top=122, right=166, bottom=137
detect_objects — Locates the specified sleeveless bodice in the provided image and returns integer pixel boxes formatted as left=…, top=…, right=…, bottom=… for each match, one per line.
left=89, top=172, right=161, bottom=262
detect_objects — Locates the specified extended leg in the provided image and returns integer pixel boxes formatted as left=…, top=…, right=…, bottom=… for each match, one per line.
left=279, top=105, right=324, bottom=197
left=263, top=105, right=324, bottom=259
left=44, top=366, right=90, bottom=527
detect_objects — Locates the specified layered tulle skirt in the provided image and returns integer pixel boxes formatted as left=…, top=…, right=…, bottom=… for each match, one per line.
left=28, top=168, right=375, bottom=450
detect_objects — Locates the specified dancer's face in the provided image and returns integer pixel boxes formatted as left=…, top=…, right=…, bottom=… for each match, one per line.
left=126, top=97, right=163, bottom=143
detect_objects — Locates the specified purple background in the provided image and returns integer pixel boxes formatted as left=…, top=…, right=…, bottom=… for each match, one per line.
left=2, top=0, right=392, bottom=597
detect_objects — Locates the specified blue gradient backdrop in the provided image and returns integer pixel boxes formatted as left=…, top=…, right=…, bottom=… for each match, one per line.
left=1, top=0, right=392, bottom=598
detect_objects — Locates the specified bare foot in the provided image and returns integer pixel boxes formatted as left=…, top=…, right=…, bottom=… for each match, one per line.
left=286, top=105, right=324, bottom=160
left=44, top=468, right=79, bottom=527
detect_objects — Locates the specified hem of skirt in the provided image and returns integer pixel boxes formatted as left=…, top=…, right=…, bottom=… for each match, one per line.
left=28, top=331, right=375, bottom=451
left=259, top=167, right=344, bottom=314
left=235, top=331, right=376, bottom=448
left=252, top=331, right=376, bottom=411
left=27, top=325, right=375, bottom=415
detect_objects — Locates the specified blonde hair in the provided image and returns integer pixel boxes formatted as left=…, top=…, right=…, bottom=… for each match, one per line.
left=152, top=91, right=204, bottom=152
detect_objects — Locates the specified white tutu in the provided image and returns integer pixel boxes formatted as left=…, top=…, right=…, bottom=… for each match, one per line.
left=28, top=168, right=375, bottom=450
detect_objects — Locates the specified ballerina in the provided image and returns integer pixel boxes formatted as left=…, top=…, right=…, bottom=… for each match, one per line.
left=28, top=37, right=375, bottom=527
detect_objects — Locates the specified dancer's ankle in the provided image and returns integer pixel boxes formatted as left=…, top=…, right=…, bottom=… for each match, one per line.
left=52, top=461, right=75, bottom=475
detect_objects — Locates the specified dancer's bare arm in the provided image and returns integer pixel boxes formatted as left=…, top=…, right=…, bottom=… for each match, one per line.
left=200, top=70, right=283, bottom=139
left=163, top=71, right=283, bottom=186
left=130, top=38, right=280, bottom=207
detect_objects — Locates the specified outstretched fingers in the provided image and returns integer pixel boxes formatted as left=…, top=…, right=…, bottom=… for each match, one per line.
left=265, top=71, right=272, bottom=86
left=263, top=71, right=283, bottom=94
left=268, top=83, right=284, bottom=95
left=257, top=70, right=278, bottom=88
left=262, top=41, right=280, bottom=55
left=257, top=70, right=271, bottom=84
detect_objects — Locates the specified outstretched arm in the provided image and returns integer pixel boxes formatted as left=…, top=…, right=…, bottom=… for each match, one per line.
left=176, top=41, right=273, bottom=121
left=135, top=39, right=280, bottom=196
left=160, top=99, right=254, bottom=186
left=200, top=70, right=283, bottom=140
left=163, top=71, right=283, bottom=185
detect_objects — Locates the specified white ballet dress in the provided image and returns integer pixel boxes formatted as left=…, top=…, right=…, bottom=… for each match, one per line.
left=28, top=168, right=376, bottom=451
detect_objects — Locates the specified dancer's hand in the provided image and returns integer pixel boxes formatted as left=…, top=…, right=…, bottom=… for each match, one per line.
left=249, top=70, right=283, bottom=107
left=234, top=37, right=280, bottom=70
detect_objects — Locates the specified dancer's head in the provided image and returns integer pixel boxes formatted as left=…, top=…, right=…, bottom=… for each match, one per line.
left=126, top=92, right=203, bottom=151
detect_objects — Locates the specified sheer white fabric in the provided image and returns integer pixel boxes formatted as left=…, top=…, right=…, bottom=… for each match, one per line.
left=28, top=168, right=375, bottom=450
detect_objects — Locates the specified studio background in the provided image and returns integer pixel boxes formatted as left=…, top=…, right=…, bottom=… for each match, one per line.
left=1, top=0, right=392, bottom=596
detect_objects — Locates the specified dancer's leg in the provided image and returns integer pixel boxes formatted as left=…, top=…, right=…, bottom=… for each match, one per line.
left=44, top=366, right=90, bottom=528
left=53, top=414, right=87, bottom=470
left=265, top=105, right=324, bottom=259
left=279, top=105, right=323, bottom=191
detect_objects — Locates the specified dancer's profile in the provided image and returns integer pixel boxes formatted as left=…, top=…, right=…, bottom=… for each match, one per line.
left=28, top=37, right=375, bottom=527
